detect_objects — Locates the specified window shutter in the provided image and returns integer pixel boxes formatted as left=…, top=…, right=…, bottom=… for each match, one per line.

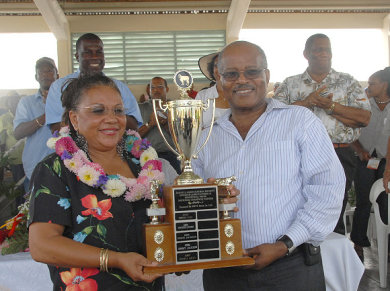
left=71, top=31, right=225, bottom=84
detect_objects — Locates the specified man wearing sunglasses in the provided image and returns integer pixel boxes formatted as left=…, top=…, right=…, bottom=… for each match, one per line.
left=192, top=41, right=345, bottom=290
left=45, top=33, right=143, bottom=133
left=274, top=33, right=371, bottom=235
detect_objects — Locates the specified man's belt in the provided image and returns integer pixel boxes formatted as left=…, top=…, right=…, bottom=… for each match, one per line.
left=333, top=143, right=349, bottom=149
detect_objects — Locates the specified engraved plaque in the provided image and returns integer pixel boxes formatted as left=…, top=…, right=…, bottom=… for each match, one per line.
left=173, top=185, right=221, bottom=264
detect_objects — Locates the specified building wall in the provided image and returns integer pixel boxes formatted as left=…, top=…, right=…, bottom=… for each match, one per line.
left=0, top=12, right=387, bottom=97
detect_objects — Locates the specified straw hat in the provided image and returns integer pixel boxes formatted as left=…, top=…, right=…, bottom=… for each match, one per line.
left=198, top=51, right=219, bottom=81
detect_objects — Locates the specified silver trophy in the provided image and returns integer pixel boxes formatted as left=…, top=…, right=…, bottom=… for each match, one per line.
left=152, top=70, right=215, bottom=185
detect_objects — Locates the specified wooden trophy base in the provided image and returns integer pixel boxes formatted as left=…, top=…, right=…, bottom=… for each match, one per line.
left=143, top=256, right=254, bottom=274
left=143, top=184, right=254, bottom=274
left=144, top=217, right=254, bottom=274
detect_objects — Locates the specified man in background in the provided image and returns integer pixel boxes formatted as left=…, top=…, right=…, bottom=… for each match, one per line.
left=13, top=57, right=58, bottom=190
left=274, top=33, right=371, bottom=234
left=138, top=76, right=181, bottom=173
left=0, top=92, right=24, bottom=191
left=45, top=33, right=142, bottom=133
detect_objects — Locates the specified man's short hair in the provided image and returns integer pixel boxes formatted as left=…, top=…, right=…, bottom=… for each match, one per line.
left=35, top=57, right=57, bottom=72
left=217, top=41, right=268, bottom=71
left=76, top=33, right=102, bottom=51
left=151, top=77, right=168, bottom=87
left=304, top=33, right=330, bottom=51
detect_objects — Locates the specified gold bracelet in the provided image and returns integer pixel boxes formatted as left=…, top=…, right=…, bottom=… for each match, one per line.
left=326, top=102, right=336, bottom=115
left=35, top=118, right=43, bottom=127
left=99, top=248, right=109, bottom=272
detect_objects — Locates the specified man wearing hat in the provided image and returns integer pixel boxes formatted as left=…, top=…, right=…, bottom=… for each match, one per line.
left=13, top=57, right=59, bottom=190
left=196, top=51, right=230, bottom=129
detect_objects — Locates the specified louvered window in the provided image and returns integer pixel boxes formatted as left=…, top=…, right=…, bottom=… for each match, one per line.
left=71, top=31, right=225, bottom=84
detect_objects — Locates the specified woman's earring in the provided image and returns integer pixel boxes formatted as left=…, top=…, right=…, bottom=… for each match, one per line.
left=116, top=135, right=126, bottom=159
left=75, top=131, right=88, bottom=154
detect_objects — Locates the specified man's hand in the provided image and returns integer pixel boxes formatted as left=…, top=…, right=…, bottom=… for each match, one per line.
left=357, top=149, right=371, bottom=162
left=148, top=111, right=167, bottom=128
left=304, top=86, right=334, bottom=109
left=207, top=177, right=240, bottom=212
left=243, top=242, right=288, bottom=270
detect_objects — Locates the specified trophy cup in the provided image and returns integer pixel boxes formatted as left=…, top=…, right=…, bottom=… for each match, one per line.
left=143, top=70, right=253, bottom=274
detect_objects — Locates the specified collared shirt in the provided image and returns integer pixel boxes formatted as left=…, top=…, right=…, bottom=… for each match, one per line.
left=359, top=98, right=390, bottom=159
left=274, top=68, right=371, bottom=143
left=196, top=84, right=230, bottom=129
left=13, top=91, right=54, bottom=178
left=45, top=71, right=143, bottom=127
left=138, top=100, right=175, bottom=153
left=192, top=98, right=345, bottom=248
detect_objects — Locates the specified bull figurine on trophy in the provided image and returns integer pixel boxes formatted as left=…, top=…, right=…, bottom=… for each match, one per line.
left=143, top=70, right=253, bottom=274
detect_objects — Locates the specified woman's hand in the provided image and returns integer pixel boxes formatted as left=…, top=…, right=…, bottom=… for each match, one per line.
left=114, top=252, right=162, bottom=283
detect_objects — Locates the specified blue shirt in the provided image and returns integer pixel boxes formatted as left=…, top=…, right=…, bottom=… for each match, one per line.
left=192, top=98, right=345, bottom=248
left=45, top=71, right=143, bottom=127
left=13, top=91, right=54, bottom=179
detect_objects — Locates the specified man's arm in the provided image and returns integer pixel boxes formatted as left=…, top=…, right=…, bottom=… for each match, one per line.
left=14, top=114, right=45, bottom=140
left=126, top=115, right=139, bottom=130
left=292, top=87, right=371, bottom=128
left=328, top=102, right=371, bottom=128
left=350, top=139, right=371, bottom=161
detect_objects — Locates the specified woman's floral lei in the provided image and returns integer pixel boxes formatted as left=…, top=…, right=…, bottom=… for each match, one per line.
left=47, top=126, right=164, bottom=202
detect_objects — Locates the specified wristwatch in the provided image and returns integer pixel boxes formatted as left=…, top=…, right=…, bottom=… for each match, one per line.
left=276, top=235, right=296, bottom=256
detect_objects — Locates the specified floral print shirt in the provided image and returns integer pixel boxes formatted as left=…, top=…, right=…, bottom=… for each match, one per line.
left=274, top=69, right=371, bottom=143
left=28, top=153, right=163, bottom=291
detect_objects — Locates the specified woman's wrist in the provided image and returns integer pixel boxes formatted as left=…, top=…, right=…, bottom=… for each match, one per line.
left=107, top=250, right=120, bottom=269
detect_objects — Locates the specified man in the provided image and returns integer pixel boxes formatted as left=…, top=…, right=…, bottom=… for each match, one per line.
left=13, top=57, right=59, bottom=189
left=45, top=33, right=142, bottom=133
left=0, top=92, right=24, bottom=192
left=138, top=77, right=181, bottom=173
left=274, top=33, right=371, bottom=235
left=192, top=41, right=345, bottom=290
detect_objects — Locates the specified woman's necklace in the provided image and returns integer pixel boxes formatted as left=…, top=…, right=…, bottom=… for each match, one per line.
left=47, top=126, right=164, bottom=202
left=374, top=98, right=390, bottom=104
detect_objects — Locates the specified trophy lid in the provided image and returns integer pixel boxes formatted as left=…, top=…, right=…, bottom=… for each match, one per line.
left=173, top=70, right=194, bottom=99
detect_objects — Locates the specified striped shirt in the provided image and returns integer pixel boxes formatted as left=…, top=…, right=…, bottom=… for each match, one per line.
left=192, top=98, right=345, bottom=248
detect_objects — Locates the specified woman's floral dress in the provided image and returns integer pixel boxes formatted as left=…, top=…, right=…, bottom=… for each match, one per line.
left=28, top=153, right=163, bottom=291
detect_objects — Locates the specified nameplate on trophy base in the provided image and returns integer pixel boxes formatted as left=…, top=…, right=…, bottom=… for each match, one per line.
left=143, top=184, right=254, bottom=274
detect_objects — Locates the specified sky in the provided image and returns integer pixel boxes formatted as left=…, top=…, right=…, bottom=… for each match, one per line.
left=0, top=33, right=58, bottom=90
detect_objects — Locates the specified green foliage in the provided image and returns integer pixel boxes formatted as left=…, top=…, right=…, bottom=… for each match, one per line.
left=1, top=198, right=30, bottom=255
left=1, top=228, right=28, bottom=255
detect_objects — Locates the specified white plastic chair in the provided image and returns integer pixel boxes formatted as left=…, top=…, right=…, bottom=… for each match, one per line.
left=369, top=178, right=390, bottom=288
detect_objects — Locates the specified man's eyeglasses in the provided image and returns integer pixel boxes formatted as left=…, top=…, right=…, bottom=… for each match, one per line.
left=78, top=105, right=127, bottom=116
left=220, top=68, right=266, bottom=82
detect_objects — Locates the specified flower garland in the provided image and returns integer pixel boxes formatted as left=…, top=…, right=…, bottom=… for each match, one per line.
left=47, top=127, right=164, bottom=202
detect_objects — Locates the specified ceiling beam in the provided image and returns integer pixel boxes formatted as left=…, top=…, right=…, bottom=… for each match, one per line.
left=226, top=0, right=251, bottom=44
left=33, top=0, right=69, bottom=40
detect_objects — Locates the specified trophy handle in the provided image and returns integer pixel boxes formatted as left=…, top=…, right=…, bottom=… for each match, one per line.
left=152, top=99, right=181, bottom=157
left=193, top=98, right=216, bottom=159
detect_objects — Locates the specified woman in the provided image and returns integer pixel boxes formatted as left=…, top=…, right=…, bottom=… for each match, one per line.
left=196, top=52, right=230, bottom=129
left=28, top=75, right=175, bottom=290
left=350, top=69, right=390, bottom=261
